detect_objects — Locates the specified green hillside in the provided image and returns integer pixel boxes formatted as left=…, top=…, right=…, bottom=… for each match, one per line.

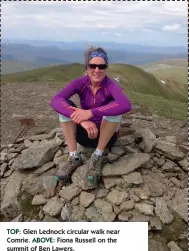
left=139, top=59, right=187, bottom=68
left=2, top=63, right=187, bottom=120
left=139, top=59, right=188, bottom=87
left=2, top=63, right=84, bottom=84
left=2, top=60, right=40, bottom=74
left=2, top=63, right=187, bottom=102
left=107, top=64, right=187, bottom=103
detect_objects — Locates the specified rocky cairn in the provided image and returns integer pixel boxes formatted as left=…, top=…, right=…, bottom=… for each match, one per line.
left=0, top=123, right=188, bottom=251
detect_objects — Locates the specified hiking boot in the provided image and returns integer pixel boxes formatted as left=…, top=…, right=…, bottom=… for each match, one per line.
left=86, top=153, right=103, bottom=186
left=56, top=153, right=83, bottom=181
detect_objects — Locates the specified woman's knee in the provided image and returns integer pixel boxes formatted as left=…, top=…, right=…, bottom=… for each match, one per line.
left=58, top=114, right=72, bottom=123
left=58, top=99, right=77, bottom=122
left=103, top=115, right=122, bottom=123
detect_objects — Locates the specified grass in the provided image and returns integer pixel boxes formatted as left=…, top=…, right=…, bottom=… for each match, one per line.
left=107, top=64, right=187, bottom=103
left=2, top=63, right=84, bottom=84
left=148, top=68, right=188, bottom=87
left=17, top=191, right=39, bottom=221
left=138, top=58, right=188, bottom=87
left=127, top=91, right=187, bottom=121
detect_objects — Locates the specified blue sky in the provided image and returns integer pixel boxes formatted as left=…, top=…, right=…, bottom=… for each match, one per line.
left=2, top=1, right=188, bottom=47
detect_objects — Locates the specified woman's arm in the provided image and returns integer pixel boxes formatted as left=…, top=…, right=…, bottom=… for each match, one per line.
left=91, top=81, right=132, bottom=117
left=50, top=78, right=83, bottom=117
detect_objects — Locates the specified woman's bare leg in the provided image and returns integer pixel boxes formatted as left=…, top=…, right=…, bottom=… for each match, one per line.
left=60, top=121, right=77, bottom=152
left=97, top=119, right=119, bottom=150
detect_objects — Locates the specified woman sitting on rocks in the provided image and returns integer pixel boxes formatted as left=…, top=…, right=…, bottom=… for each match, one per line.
left=50, top=46, right=132, bottom=184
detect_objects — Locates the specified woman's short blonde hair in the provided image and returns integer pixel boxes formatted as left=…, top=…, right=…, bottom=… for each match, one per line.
left=84, top=46, right=108, bottom=68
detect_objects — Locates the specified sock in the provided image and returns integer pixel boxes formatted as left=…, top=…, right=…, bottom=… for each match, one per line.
left=69, top=151, right=79, bottom=159
left=94, top=148, right=103, bottom=156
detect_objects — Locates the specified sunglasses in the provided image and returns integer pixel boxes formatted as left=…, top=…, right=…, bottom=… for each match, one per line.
left=88, top=64, right=107, bottom=70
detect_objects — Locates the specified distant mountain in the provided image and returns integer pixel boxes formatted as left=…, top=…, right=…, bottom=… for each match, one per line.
left=2, top=42, right=187, bottom=74
left=3, top=38, right=187, bottom=53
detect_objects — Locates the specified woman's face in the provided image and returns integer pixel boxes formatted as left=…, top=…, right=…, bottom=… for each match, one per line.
left=87, top=57, right=107, bottom=85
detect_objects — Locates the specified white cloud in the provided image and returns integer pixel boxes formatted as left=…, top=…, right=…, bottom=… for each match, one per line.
left=162, top=23, right=182, bottom=31
left=1, top=1, right=188, bottom=46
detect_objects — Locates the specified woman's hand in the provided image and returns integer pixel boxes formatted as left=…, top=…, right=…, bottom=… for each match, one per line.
left=69, top=106, right=93, bottom=124
left=80, top=121, right=98, bottom=139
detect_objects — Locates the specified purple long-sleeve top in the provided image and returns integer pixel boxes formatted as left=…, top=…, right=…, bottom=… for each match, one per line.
left=50, top=75, right=132, bottom=125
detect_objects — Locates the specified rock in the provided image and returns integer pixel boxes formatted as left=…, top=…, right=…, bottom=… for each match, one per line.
left=129, top=210, right=150, bottom=222
left=177, top=144, right=187, bottom=154
left=70, top=205, right=86, bottom=221
left=1, top=171, right=25, bottom=219
left=165, top=136, right=177, bottom=144
left=96, top=188, right=109, bottom=198
left=59, top=184, right=82, bottom=201
left=94, top=199, right=116, bottom=221
left=156, top=157, right=166, bottom=167
left=32, top=195, right=48, bottom=205
left=1, top=163, right=8, bottom=177
left=123, top=172, right=143, bottom=184
left=178, top=158, right=187, bottom=171
left=71, top=197, right=80, bottom=206
left=103, top=177, right=124, bottom=189
left=149, top=239, right=169, bottom=251
left=134, top=203, right=154, bottom=215
left=167, top=241, right=183, bottom=251
left=43, top=215, right=60, bottom=222
left=11, top=214, right=23, bottom=222
left=42, top=176, right=58, bottom=198
left=102, top=153, right=150, bottom=176
left=53, top=155, right=67, bottom=165
left=155, top=140, right=184, bottom=161
left=112, top=204, right=121, bottom=215
left=169, top=177, right=182, bottom=188
left=118, top=211, right=132, bottom=221
left=128, top=189, right=140, bottom=202
left=171, top=188, right=188, bottom=222
left=107, top=153, right=120, bottom=163
left=120, top=200, right=134, bottom=211
left=24, top=139, right=32, bottom=148
left=149, top=216, right=162, bottom=230
left=28, top=133, right=55, bottom=141
left=161, top=160, right=178, bottom=172
left=115, top=135, right=135, bottom=146
left=155, top=197, right=173, bottom=224
left=178, top=231, right=187, bottom=240
left=71, top=165, right=95, bottom=190
left=106, top=189, right=128, bottom=205
left=12, top=141, right=59, bottom=170
left=7, top=153, right=18, bottom=161
left=125, top=146, right=138, bottom=153
left=1, top=126, right=187, bottom=227
left=79, top=191, right=95, bottom=208
left=43, top=197, right=64, bottom=216
left=3, top=169, right=13, bottom=177
left=129, top=185, right=151, bottom=201
left=8, top=159, right=15, bottom=166
left=85, top=206, right=105, bottom=222
left=21, top=174, right=44, bottom=196
left=54, top=150, right=63, bottom=158
left=142, top=173, right=166, bottom=197
left=135, top=128, right=157, bottom=152
left=61, top=203, right=72, bottom=221
left=34, top=162, right=55, bottom=175
left=111, top=146, right=125, bottom=156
